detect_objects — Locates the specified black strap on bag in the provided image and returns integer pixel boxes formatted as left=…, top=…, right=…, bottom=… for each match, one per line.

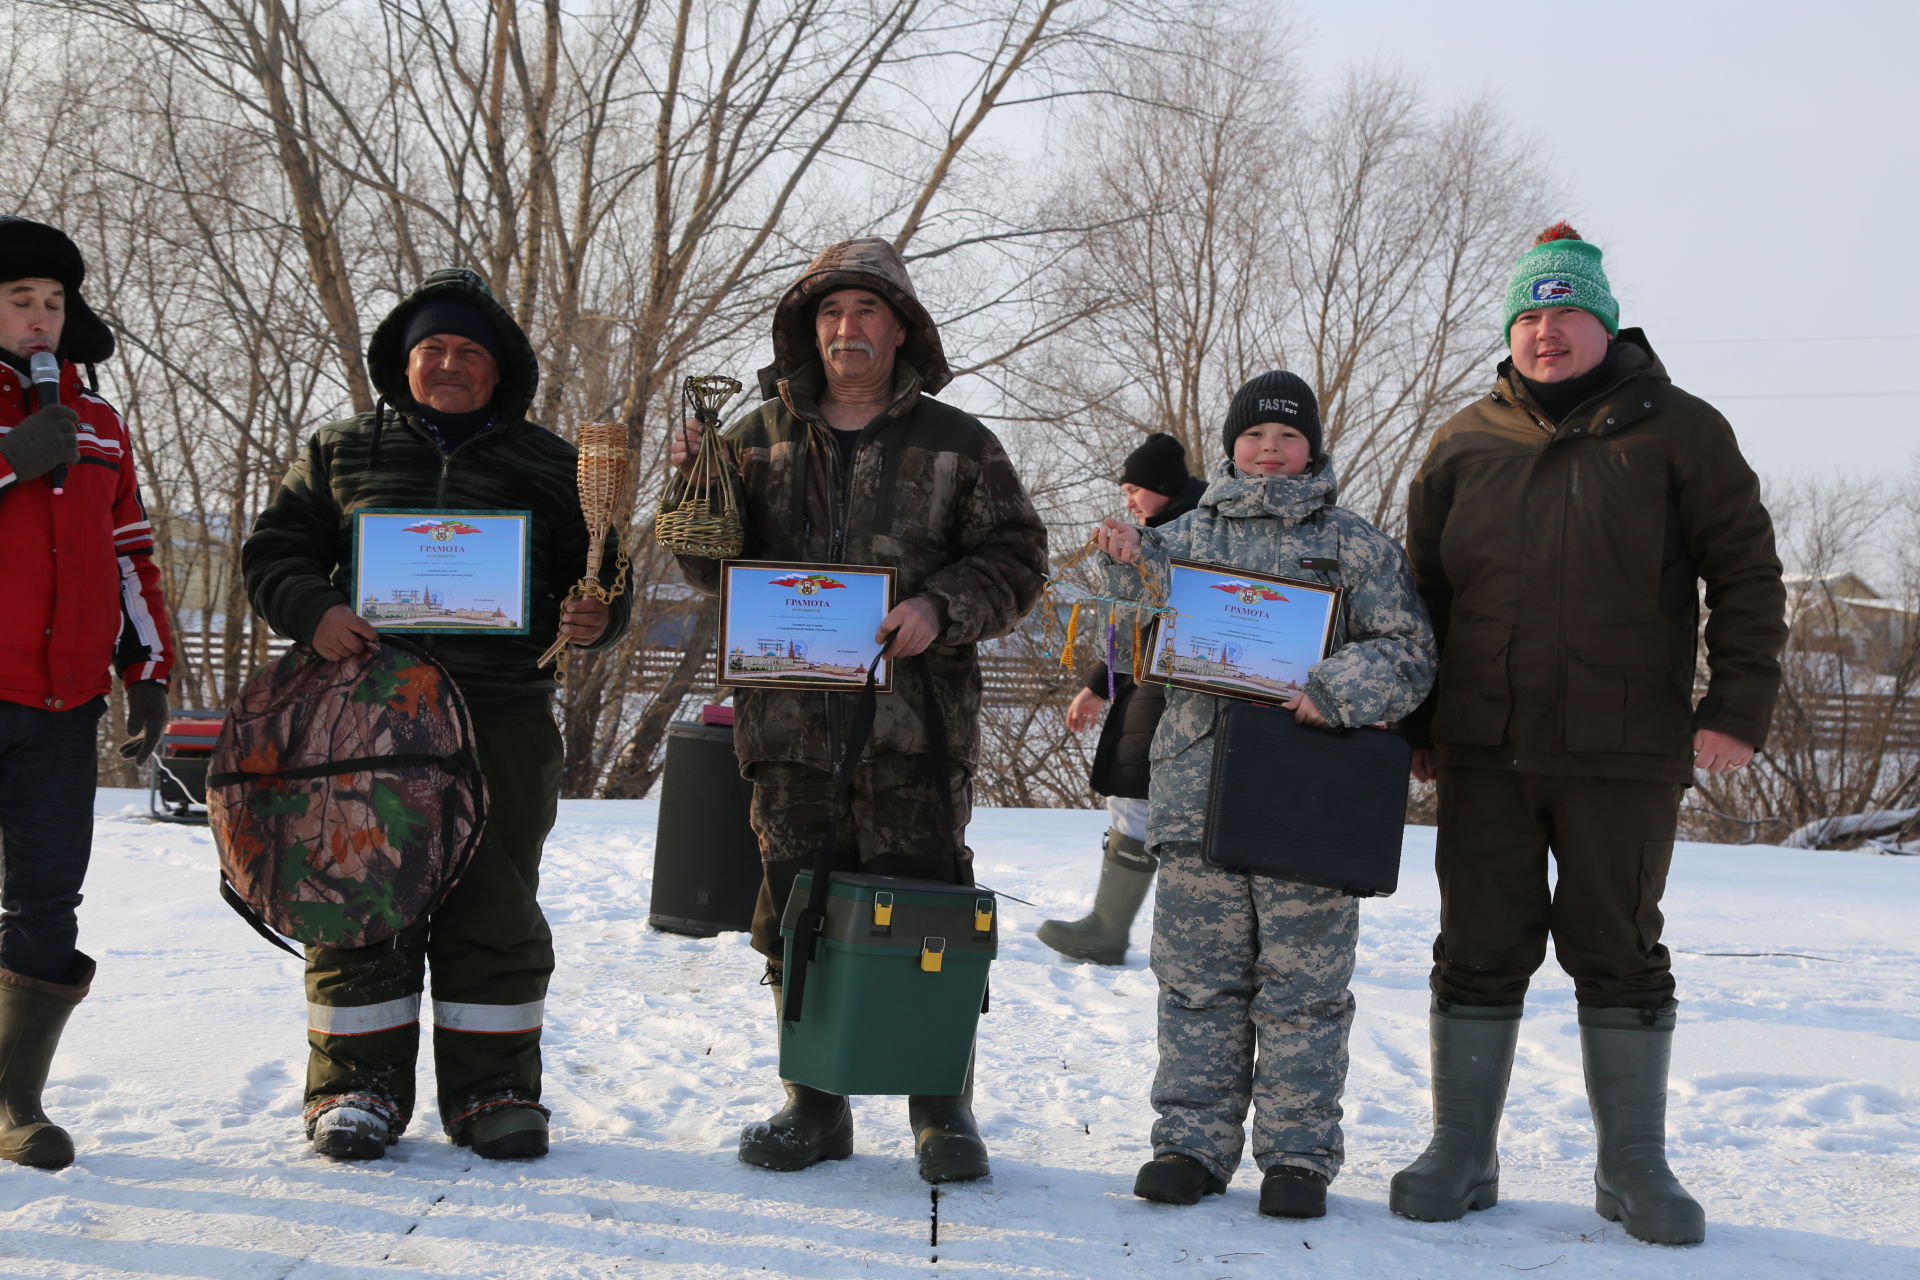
left=219, top=880, right=305, bottom=957
left=781, top=657, right=882, bottom=1024
left=781, top=652, right=963, bottom=1024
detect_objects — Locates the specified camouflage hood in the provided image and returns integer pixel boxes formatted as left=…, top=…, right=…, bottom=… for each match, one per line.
left=366, top=268, right=540, bottom=424
left=1199, top=455, right=1341, bottom=522
left=758, top=237, right=952, bottom=399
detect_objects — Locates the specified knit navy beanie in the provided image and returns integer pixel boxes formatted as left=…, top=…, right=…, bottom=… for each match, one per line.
left=1118, top=432, right=1191, bottom=497
left=402, top=297, right=506, bottom=370
left=1221, top=370, right=1320, bottom=460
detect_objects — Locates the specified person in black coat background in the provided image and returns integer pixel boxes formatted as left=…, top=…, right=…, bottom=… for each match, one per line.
left=1039, top=433, right=1204, bottom=965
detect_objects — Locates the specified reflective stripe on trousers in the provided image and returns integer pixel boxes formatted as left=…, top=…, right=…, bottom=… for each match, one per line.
left=431, top=998, right=544, bottom=1034
left=308, top=995, right=544, bottom=1036
left=307, top=994, right=422, bottom=1036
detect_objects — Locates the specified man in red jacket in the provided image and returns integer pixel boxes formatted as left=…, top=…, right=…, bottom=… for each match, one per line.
left=0, top=216, right=173, bottom=1169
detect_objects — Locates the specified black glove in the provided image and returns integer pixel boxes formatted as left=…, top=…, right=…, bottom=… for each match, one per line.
left=0, top=404, right=80, bottom=483
left=120, top=680, right=170, bottom=766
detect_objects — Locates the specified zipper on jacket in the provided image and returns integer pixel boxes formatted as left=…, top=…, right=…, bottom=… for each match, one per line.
left=815, top=419, right=852, bottom=565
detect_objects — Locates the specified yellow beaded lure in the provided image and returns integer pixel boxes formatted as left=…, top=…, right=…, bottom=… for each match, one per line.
left=1038, top=526, right=1176, bottom=694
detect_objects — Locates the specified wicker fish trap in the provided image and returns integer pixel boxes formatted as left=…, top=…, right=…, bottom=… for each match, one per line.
left=536, top=420, right=636, bottom=670
left=656, top=374, right=745, bottom=558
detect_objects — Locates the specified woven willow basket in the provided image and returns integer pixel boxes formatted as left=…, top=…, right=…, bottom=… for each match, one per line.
left=656, top=375, right=745, bottom=558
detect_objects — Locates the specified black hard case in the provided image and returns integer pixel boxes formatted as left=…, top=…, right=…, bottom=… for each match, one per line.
left=1202, top=702, right=1411, bottom=896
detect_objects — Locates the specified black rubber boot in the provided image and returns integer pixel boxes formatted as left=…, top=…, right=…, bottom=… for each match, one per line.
left=1581, top=1003, right=1705, bottom=1245
left=908, top=1051, right=989, bottom=1183
left=0, top=955, right=93, bottom=1170
left=739, top=1081, right=855, bottom=1171
left=308, top=1096, right=398, bottom=1161
left=739, top=984, right=854, bottom=1172
left=1259, top=1165, right=1329, bottom=1219
left=1389, top=999, right=1523, bottom=1221
left=467, top=1103, right=550, bottom=1161
left=1133, top=1152, right=1226, bottom=1204
left=1036, top=831, right=1155, bottom=966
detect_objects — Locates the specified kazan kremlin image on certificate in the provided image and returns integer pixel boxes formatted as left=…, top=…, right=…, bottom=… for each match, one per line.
left=1153, top=574, right=1321, bottom=700
left=356, top=515, right=527, bottom=630
left=722, top=569, right=885, bottom=684
left=360, top=585, right=515, bottom=628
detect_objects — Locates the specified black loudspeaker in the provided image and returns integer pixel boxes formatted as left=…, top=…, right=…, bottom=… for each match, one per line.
left=649, top=718, right=763, bottom=935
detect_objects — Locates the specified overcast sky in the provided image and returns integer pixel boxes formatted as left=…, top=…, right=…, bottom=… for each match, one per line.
left=1297, top=0, right=1917, bottom=498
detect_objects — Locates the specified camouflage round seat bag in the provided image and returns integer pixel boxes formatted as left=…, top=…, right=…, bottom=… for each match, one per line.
left=208, top=637, right=488, bottom=953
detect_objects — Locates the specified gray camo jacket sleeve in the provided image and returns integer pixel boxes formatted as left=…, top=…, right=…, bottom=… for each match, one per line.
left=1301, top=520, right=1438, bottom=728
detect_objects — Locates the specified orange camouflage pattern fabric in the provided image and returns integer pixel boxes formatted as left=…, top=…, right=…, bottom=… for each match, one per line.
left=208, top=638, right=487, bottom=949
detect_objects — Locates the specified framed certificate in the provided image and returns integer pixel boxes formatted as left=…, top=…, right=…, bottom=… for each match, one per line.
left=352, top=509, right=532, bottom=635
left=1141, top=557, right=1340, bottom=705
left=719, top=561, right=896, bottom=691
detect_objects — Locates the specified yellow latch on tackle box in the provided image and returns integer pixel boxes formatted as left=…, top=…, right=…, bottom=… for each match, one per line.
left=920, top=937, right=946, bottom=972
left=973, top=897, right=994, bottom=933
left=872, top=892, right=894, bottom=928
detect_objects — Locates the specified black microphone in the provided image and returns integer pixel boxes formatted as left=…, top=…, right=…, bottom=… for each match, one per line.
left=27, top=351, right=65, bottom=495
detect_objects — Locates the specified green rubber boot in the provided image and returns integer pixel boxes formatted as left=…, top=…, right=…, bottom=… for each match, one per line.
left=1036, top=831, right=1155, bottom=966
left=908, top=1050, right=989, bottom=1183
left=738, top=984, right=853, bottom=1172
left=0, top=956, right=94, bottom=1170
left=1581, top=1003, right=1705, bottom=1245
left=1389, top=999, right=1522, bottom=1221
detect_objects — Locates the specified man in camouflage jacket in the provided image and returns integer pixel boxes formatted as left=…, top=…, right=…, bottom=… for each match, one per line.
left=245, top=268, right=630, bottom=1164
left=1097, top=371, right=1436, bottom=1217
left=673, top=237, right=1047, bottom=1184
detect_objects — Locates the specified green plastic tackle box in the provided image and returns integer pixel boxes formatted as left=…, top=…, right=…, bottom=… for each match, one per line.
left=778, top=871, right=996, bottom=1096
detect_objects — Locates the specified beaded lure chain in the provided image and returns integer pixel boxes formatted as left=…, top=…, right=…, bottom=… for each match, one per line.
left=1037, top=525, right=1176, bottom=687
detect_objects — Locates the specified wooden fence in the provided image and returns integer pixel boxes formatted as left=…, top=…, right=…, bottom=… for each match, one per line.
left=159, top=634, right=1920, bottom=751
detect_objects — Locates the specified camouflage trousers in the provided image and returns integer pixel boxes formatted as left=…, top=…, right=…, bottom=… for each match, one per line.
left=303, top=693, right=559, bottom=1139
left=1148, top=842, right=1359, bottom=1184
left=747, top=753, right=973, bottom=963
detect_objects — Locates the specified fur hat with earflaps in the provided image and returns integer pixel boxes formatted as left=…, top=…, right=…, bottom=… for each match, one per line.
left=0, top=217, right=116, bottom=364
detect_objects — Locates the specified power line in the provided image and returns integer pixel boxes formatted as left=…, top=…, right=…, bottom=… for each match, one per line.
left=1706, top=390, right=1920, bottom=401
left=1664, top=335, right=1920, bottom=345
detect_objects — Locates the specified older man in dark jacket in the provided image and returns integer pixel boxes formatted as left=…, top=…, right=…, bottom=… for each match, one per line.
left=673, top=237, right=1048, bottom=1184
left=245, top=268, right=629, bottom=1165
left=1393, top=224, right=1786, bottom=1245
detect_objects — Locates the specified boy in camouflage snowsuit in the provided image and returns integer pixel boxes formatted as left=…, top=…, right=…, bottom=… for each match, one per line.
left=1094, top=372, right=1436, bottom=1218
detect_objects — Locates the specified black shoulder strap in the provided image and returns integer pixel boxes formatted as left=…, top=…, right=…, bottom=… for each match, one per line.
left=781, top=657, right=882, bottom=1024
left=219, top=877, right=304, bottom=957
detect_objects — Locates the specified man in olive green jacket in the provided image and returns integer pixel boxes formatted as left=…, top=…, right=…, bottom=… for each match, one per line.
left=245, top=268, right=629, bottom=1164
left=1393, top=225, right=1785, bottom=1245
left=672, top=237, right=1048, bottom=1185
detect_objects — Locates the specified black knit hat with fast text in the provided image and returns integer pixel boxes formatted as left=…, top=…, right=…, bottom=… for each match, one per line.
left=1118, top=432, right=1191, bottom=497
left=1221, top=370, right=1320, bottom=461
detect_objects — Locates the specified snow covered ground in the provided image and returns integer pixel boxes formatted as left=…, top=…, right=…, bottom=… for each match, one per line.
left=4, top=791, right=1917, bottom=1279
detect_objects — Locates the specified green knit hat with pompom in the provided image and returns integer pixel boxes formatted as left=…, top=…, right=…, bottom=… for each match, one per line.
left=1501, top=222, right=1619, bottom=340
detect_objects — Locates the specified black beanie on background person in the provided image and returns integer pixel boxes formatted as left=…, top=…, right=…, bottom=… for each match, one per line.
left=401, top=297, right=507, bottom=373
left=1221, top=370, right=1320, bottom=461
left=1119, top=431, right=1191, bottom=497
